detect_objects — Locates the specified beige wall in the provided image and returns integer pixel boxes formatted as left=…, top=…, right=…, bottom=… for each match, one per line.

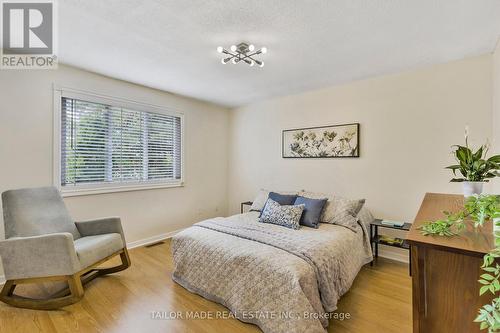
left=0, top=53, right=497, bottom=276
left=0, top=64, right=230, bottom=277
left=493, top=39, right=500, bottom=194
left=228, top=55, right=493, bottom=261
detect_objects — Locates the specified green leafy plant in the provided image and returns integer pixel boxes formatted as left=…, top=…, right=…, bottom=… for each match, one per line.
left=418, top=211, right=465, bottom=236
left=475, top=239, right=500, bottom=332
left=475, top=293, right=500, bottom=332
left=445, top=130, right=500, bottom=182
left=419, top=195, right=499, bottom=236
left=466, top=195, right=500, bottom=228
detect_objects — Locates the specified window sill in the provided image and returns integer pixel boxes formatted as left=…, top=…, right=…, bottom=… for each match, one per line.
left=60, top=181, right=184, bottom=197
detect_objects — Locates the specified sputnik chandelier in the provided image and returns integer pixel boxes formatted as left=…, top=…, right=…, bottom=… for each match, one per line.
left=216, top=42, right=267, bottom=67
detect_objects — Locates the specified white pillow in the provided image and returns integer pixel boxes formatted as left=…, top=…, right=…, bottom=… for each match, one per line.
left=249, top=189, right=269, bottom=212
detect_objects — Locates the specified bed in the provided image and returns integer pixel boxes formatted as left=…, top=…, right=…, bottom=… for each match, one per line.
left=171, top=208, right=373, bottom=333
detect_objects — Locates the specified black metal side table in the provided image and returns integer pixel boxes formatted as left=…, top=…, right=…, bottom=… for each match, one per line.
left=370, top=219, right=412, bottom=275
left=240, top=201, right=253, bottom=214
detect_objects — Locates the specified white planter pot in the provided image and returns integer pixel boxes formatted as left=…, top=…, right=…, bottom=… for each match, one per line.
left=462, top=181, right=484, bottom=197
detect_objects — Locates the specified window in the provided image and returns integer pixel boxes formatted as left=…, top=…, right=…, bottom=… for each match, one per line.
left=55, top=89, right=183, bottom=195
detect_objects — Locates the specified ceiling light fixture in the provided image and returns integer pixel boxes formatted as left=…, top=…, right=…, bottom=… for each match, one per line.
left=216, top=42, right=267, bottom=68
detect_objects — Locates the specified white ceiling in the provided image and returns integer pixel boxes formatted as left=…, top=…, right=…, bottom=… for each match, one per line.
left=59, top=0, right=500, bottom=108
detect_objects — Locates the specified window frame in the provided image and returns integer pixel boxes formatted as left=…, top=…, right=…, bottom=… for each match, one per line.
left=53, top=86, right=185, bottom=197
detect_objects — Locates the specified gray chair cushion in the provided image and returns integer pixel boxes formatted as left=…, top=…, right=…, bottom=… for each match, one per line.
left=74, top=233, right=124, bottom=269
left=0, top=233, right=80, bottom=279
left=2, top=187, right=81, bottom=240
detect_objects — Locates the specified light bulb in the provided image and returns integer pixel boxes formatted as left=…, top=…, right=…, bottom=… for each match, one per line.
left=261, top=47, right=267, bottom=54
left=216, top=46, right=223, bottom=53
left=230, top=45, right=237, bottom=52
left=259, top=61, right=265, bottom=68
left=248, top=44, right=255, bottom=52
left=221, top=58, right=227, bottom=64
left=232, top=58, right=238, bottom=64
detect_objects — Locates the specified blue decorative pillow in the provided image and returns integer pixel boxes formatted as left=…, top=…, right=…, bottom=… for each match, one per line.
left=259, top=198, right=304, bottom=230
left=268, top=192, right=297, bottom=205
left=260, top=192, right=298, bottom=217
left=294, top=196, right=327, bottom=228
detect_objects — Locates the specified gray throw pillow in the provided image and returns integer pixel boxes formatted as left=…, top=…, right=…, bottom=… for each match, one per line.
left=294, top=196, right=327, bottom=228
left=329, top=197, right=365, bottom=231
left=300, top=191, right=365, bottom=231
left=259, top=198, right=304, bottom=230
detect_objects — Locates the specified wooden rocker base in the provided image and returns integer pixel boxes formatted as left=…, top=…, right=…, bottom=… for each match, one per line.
left=0, top=248, right=131, bottom=310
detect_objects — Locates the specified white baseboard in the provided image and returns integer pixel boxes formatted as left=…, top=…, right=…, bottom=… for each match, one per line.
left=378, top=247, right=410, bottom=263
left=126, top=228, right=185, bottom=249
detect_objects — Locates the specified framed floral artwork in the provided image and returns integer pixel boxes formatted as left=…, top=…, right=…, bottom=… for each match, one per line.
left=282, top=123, right=359, bottom=158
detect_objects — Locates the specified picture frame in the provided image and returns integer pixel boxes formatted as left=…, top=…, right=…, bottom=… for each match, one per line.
left=282, top=123, right=360, bottom=158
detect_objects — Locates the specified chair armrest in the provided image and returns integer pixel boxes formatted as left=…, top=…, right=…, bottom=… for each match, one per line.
left=75, top=217, right=126, bottom=243
left=0, top=233, right=80, bottom=280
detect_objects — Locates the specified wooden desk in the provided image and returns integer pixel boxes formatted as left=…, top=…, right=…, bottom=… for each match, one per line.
left=407, top=193, right=495, bottom=333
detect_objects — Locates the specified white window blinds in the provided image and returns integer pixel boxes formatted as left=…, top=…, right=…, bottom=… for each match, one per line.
left=60, top=97, right=182, bottom=189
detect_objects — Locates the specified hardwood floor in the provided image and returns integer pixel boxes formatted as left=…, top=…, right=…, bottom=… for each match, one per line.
left=0, top=239, right=411, bottom=333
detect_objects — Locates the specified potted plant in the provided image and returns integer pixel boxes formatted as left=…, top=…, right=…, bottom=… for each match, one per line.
left=446, top=129, right=500, bottom=197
